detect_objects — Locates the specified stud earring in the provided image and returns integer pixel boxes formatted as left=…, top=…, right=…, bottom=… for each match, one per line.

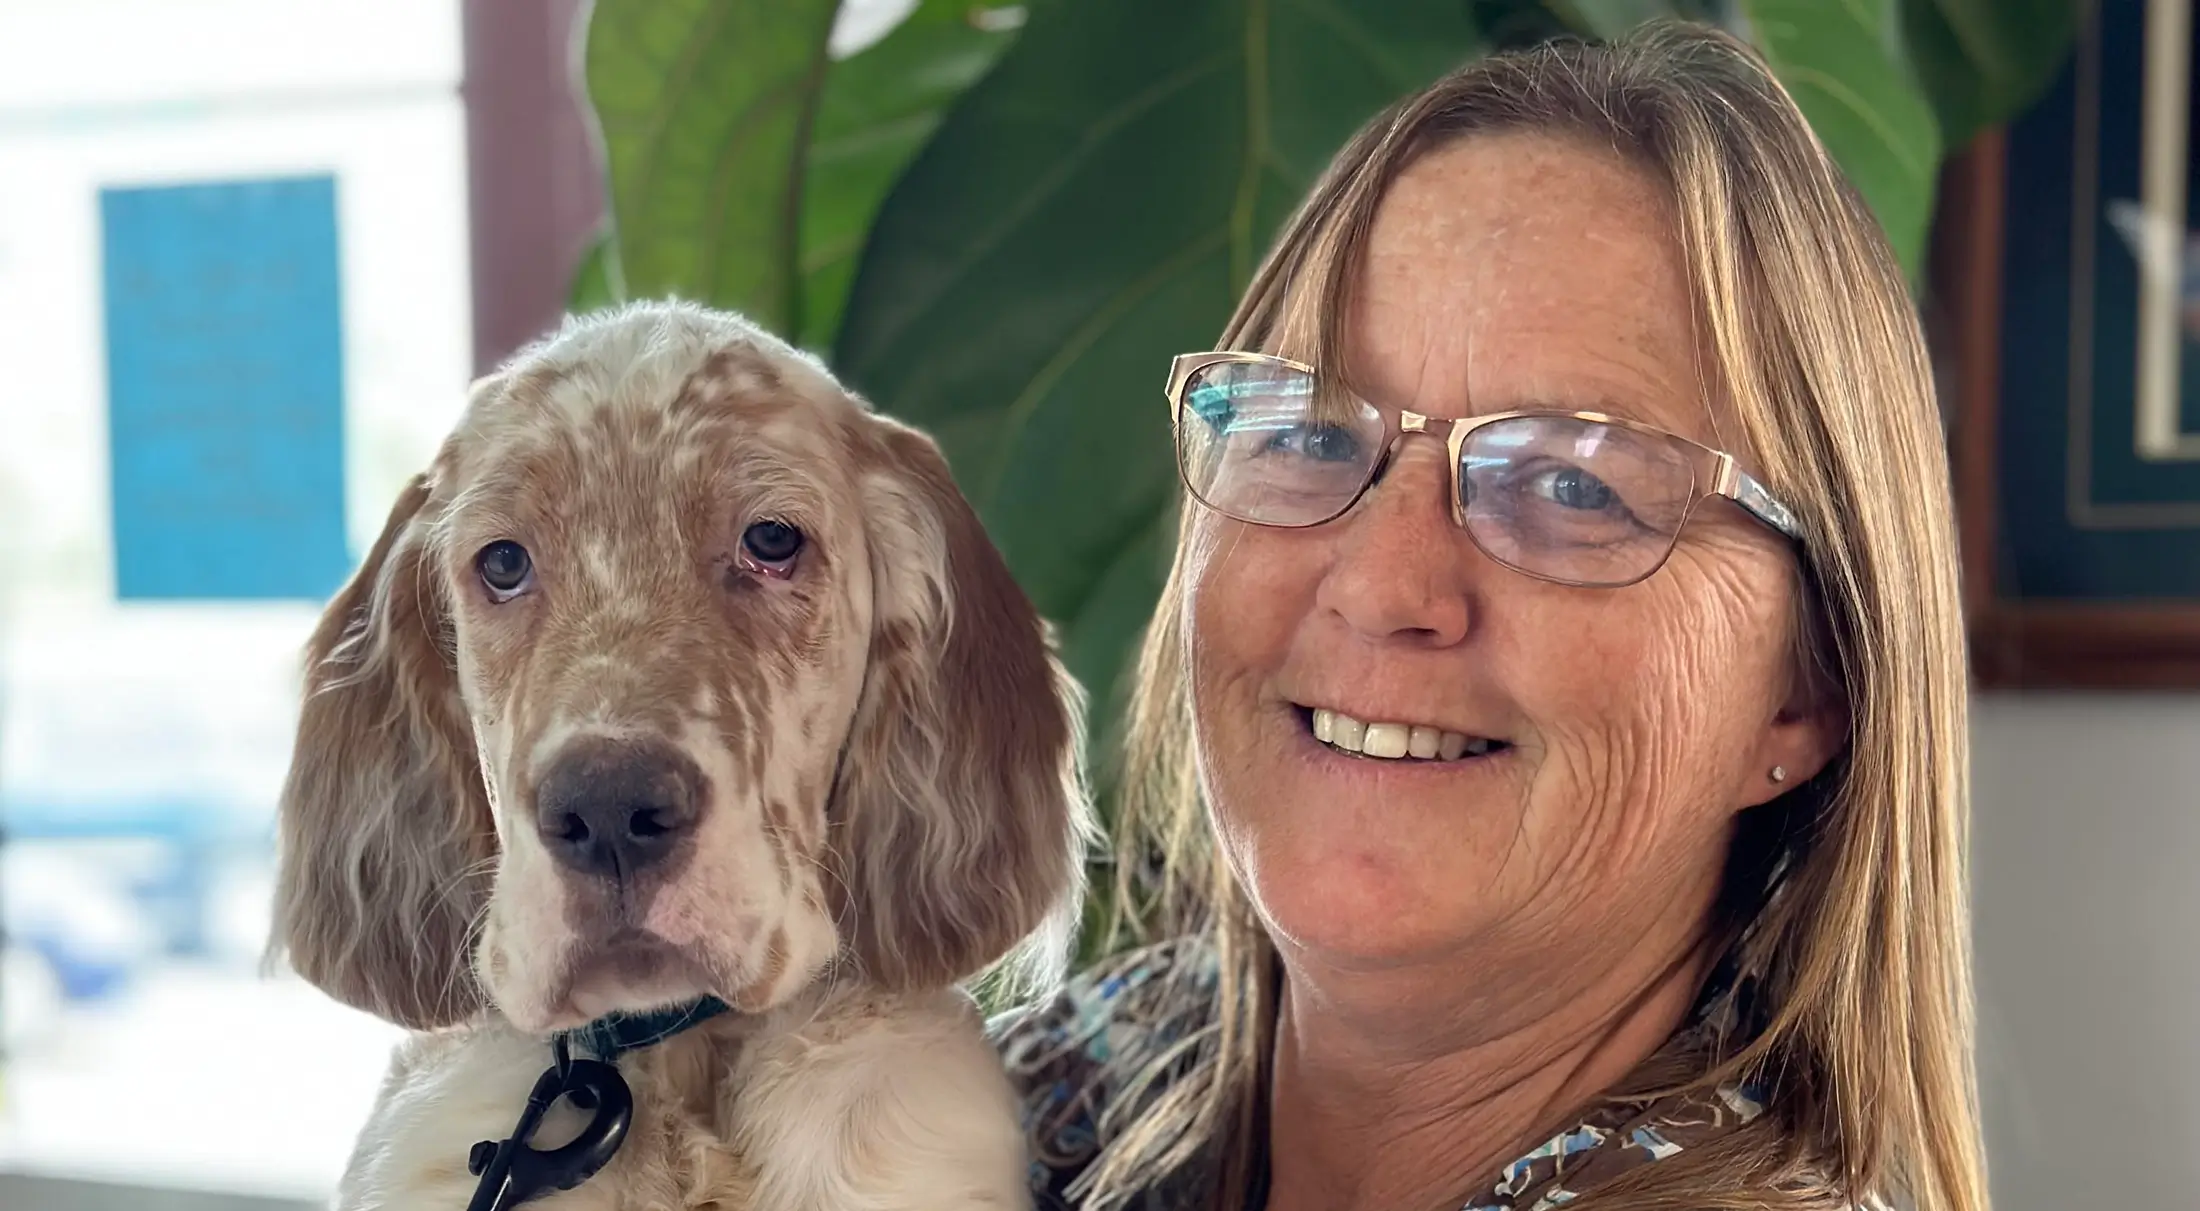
left=1770, top=765, right=1788, bottom=784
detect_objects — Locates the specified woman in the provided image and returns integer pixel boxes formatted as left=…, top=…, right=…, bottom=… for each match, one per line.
left=994, top=21, right=1982, bottom=1211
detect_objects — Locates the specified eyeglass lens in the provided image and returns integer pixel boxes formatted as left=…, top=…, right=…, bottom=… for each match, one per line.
left=1177, top=359, right=1700, bottom=586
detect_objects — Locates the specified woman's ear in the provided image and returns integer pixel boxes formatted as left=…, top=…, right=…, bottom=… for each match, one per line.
left=826, top=414, right=1094, bottom=993
left=268, top=472, right=495, bottom=1029
left=1739, top=642, right=1850, bottom=810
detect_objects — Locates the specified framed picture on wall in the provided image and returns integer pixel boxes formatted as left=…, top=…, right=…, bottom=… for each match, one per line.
left=1939, top=0, right=2200, bottom=687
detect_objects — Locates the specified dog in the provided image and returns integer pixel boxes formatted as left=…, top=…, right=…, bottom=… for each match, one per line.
left=268, top=300, right=1092, bottom=1209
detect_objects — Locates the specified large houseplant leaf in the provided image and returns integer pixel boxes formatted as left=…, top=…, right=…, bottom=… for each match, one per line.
left=1900, top=0, right=2082, bottom=155
left=832, top=0, right=1486, bottom=765
left=1537, top=0, right=1717, bottom=41
left=582, top=0, right=842, bottom=333
left=798, top=1, right=1022, bottom=349
left=569, top=229, right=623, bottom=313
left=1737, top=0, right=1943, bottom=277
left=576, top=0, right=1018, bottom=341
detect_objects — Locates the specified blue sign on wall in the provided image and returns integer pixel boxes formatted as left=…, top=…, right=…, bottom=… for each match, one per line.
left=100, top=174, right=350, bottom=601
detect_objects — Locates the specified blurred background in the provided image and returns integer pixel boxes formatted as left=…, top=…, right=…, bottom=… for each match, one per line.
left=0, top=0, right=2193, bottom=1208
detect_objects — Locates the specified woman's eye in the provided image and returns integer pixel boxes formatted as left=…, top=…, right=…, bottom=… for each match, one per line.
left=1532, top=465, right=1617, bottom=511
left=1263, top=422, right=1362, bottom=463
left=741, top=520, right=805, bottom=566
left=476, top=540, right=534, bottom=597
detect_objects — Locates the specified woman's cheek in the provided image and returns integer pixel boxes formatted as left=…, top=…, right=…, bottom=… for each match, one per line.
left=1505, top=602, right=1732, bottom=857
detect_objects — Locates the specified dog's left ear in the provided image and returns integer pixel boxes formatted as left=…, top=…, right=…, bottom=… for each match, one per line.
left=829, top=414, right=1091, bottom=992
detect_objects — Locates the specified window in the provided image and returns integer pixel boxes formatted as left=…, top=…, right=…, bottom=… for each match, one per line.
left=0, top=0, right=468, bottom=1199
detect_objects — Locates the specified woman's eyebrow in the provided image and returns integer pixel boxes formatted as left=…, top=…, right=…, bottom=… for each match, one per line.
left=1489, top=392, right=1715, bottom=442
left=1481, top=387, right=1649, bottom=416
left=1340, top=368, right=1692, bottom=435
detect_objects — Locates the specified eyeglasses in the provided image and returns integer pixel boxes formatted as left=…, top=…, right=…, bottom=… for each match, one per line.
left=1165, top=352, right=1803, bottom=589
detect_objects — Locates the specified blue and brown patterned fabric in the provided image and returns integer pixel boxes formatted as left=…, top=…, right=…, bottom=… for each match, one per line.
left=989, top=938, right=1778, bottom=1211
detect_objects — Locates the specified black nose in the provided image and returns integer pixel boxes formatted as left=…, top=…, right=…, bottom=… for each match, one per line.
left=534, top=739, right=705, bottom=879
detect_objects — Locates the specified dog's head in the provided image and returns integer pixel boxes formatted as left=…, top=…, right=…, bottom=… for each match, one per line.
left=270, top=301, right=1091, bottom=1033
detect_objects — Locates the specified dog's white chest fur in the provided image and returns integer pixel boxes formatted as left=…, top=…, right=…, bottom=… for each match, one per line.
left=334, top=986, right=1030, bottom=1211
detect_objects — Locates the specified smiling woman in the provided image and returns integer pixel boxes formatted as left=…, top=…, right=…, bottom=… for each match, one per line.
left=992, top=20, right=1978, bottom=1211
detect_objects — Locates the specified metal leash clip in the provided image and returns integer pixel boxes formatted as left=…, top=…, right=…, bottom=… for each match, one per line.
left=465, top=1035, right=634, bottom=1211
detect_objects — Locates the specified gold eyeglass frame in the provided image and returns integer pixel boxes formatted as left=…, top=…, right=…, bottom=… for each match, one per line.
left=1165, top=351, right=1804, bottom=589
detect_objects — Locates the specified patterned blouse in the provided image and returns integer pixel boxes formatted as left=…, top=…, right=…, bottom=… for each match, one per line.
left=988, top=937, right=1784, bottom=1211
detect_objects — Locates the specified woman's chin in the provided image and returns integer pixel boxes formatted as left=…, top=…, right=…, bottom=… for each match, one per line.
left=1244, top=862, right=1495, bottom=971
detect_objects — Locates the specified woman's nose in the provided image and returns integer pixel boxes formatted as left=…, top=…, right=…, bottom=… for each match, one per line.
left=1313, top=443, right=1478, bottom=646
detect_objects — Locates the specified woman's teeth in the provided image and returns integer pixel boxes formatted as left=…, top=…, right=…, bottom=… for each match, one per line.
left=1309, top=708, right=1500, bottom=762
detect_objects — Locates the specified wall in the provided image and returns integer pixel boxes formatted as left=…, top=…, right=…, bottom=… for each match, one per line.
left=1971, top=693, right=2200, bottom=1210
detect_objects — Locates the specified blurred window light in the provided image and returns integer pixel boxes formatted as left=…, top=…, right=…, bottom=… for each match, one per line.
left=0, top=0, right=470, bottom=1201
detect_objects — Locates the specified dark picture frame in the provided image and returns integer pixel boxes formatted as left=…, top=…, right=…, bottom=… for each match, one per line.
left=1937, top=0, right=2200, bottom=688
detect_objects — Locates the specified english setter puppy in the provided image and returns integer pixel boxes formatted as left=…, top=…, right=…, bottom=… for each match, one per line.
left=269, top=301, right=1091, bottom=1210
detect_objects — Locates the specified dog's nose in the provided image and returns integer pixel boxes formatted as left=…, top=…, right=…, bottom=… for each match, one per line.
left=534, top=739, right=705, bottom=879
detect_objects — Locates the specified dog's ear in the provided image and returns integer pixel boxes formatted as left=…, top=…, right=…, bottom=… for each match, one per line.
left=829, top=416, right=1091, bottom=993
left=269, top=471, right=493, bottom=1030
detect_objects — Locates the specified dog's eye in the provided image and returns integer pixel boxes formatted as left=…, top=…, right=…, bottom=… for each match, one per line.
left=741, top=520, right=804, bottom=566
left=477, top=540, right=534, bottom=598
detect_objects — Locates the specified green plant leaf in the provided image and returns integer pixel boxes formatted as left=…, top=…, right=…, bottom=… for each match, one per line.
left=1472, top=0, right=1579, bottom=47
left=583, top=0, right=842, bottom=335
left=569, top=229, right=625, bottom=313
left=1537, top=0, right=1694, bottom=41
left=798, top=1, right=1024, bottom=351
left=1900, top=0, right=2080, bottom=154
left=1739, top=0, right=1943, bottom=279
left=833, top=0, right=1484, bottom=763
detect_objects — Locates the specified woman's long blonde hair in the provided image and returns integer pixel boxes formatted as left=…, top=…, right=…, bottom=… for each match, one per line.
left=1087, top=21, right=1982, bottom=1211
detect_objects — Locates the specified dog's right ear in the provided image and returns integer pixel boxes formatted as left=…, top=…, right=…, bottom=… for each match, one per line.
left=268, top=470, right=494, bottom=1030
